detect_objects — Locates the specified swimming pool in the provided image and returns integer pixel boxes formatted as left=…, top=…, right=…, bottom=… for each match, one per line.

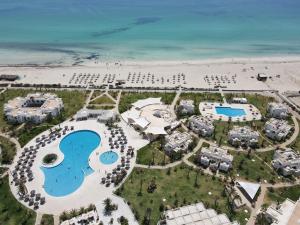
left=41, top=130, right=100, bottom=197
left=215, top=106, right=246, bottom=117
left=100, top=151, right=119, bottom=165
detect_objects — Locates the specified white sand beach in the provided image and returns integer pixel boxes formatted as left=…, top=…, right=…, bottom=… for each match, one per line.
left=1, top=56, right=300, bottom=92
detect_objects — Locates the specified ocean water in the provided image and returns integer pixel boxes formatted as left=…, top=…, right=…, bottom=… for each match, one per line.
left=0, top=0, right=300, bottom=64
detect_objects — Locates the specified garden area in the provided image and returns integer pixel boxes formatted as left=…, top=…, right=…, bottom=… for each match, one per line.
left=0, top=89, right=88, bottom=146
left=288, top=119, right=300, bottom=153
left=41, top=214, right=54, bottom=225
left=118, top=92, right=176, bottom=113
left=264, top=185, right=300, bottom=206
left=0, top=136, right=17, bottom=164
left=229, top=151, right=279, bottom=183
left=116, top=164, right=250, bottom=225
left=90, top=95, right=115, bottom=105
left=136, top=141, right=171, bottom=166
left=211, top=120, right=269, bottom=148
left=225, top=93, right=275, bottom=116
left=177, top=92, right=223, bottom=116
left=0, top=176, right=36, bottom=225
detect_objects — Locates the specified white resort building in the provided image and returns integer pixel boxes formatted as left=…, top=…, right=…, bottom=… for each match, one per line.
left=272, top=148, right=300, bottom=176
left=164, top=131, right=192, bottom=155
left=4, top=93, right=63, bottom=124
left=177, top=99, right=195, bottom=115
left=188, top=115, right=214, bottom=137
left=160, top=202, right=239, bottom=225
left=264, top=118, right=292, bottom=141
left=228, top=126, right=259, bottom=148
left=264, top=198, right=300, bottom=225
left=121, top=97, right=179, bottom=140
left=198, top=145, right=233, bottom=172
left=75, top=109, right=117, bottom=123
left=267, top=102, right=289, bottom=119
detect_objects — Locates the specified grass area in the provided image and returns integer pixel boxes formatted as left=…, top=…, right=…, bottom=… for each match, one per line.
left=255, top=150, right=275, bottom=165
left=0, top=176, right=36, bottom=225
left=91, top=90, right=103, bottom=99
left=225, top=93, right=275, bottom=116
left=41, top=214, right=54, bottom=225
left=0, top=89, right=87, bottom=146
left=90, top=95, right=115, bottom=105
left=264, top=185, right=300, bottom=206
left=119, top=92, right=176, bottom=113
left=178, top=92, right=223, bottom=115
left=87, top=104, right=115, bottom=110
left=288, top=119, right=300, bottom=153
left=187, top=142, right=210, bottom=164
left=117, top=165, right=250, bottom=225
left=136, top=141, right=170, bottom=166
left=211, top=120, right=269, bottom=148
left=0, top=136, right=16, bottom=164
left=108, top=91, right=119, bottom=100
left=0, top=167, right=8, bottom=176
left=229, top=151, right=278, bottom=183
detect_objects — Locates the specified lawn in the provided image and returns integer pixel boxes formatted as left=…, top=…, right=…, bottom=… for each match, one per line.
left=0, top=167, right=8, bottom=176
left=108, top=91, right=119, bottom=100
left=41, top=214, right=54, bottom=225
left=0, top=176, right=36, bottom=225
left=229, top=151, right=278, bottom=183
left=0, top=89, right=87, bottom=146
left=91, top=90, right=103, bottom=99
left=225, top=93, right=275, bottom=116
left=264, top=185, right=300, bottom=205
left=136, top=141, right=170, bottom=166
left=117, top=165, right=250, bottom=225
left=187, top=142, right=210, bottom=165
left=288, top=119, right=300, bottom=153
left=119, top=92, right=176, bottom=113
left=0, top=136, right=17, bottom=164
left=178, top=92, right=223, bottom=115
left=87, top=104, right=115, bottom=110
left=211, top=120, right=269, bottom=148
left=90, top=95, right=115, bottom=105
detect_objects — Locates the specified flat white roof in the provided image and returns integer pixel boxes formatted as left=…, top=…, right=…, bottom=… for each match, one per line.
left=132, top=97, right=161, bottom=109
left=133, top=117, right=150, bottom=129
left=144, top=126, right=167, bottom=135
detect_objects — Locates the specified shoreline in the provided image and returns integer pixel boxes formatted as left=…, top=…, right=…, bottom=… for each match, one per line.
left=1, top=55, right=300, bottom=68
left=0, top=55, right=300, bottom=93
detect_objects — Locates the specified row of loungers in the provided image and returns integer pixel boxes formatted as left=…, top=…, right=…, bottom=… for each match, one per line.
left=60, top=210, right=99, bottom=225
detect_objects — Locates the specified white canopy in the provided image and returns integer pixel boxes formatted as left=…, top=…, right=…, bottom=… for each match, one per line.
left=237, top=181, right=260, bottom=200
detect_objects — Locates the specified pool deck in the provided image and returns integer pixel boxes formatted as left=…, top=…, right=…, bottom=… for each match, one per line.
left=9, top=119, right=148, bottom=216
left=199, top=102, right=262, bottom=122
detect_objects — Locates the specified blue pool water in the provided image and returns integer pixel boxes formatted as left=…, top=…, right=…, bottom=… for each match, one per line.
left=215, top=106, right=246, bottom=117
left=100, top=151, right=119, bottom=165
left=41, top=130, right=100, bottom=197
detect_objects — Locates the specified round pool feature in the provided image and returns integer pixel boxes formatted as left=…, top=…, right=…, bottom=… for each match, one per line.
left=100, top=151, right=119, bottom=165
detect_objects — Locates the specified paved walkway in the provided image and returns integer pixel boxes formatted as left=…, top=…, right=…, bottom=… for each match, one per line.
left=83, top=90, right=94, bottom=108
left=34, top=213, right=43, bottom=225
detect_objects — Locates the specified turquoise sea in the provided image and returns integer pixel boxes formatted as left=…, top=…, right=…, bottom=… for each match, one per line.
left=0, top=0, right=300, bottom=64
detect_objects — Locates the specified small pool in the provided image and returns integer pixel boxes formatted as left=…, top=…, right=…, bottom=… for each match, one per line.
left=41, top=130, right=100, bottom=197
left=100, top=151, right=118, bottom=165
left=215, top=106, right=246, bottom=117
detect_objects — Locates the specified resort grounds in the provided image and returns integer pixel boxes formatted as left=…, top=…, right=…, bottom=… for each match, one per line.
left=0, top=88, right=300, bottom=225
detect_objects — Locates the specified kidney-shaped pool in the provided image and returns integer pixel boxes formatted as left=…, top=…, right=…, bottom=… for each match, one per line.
left=41, top=130, right=100, bottom=197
